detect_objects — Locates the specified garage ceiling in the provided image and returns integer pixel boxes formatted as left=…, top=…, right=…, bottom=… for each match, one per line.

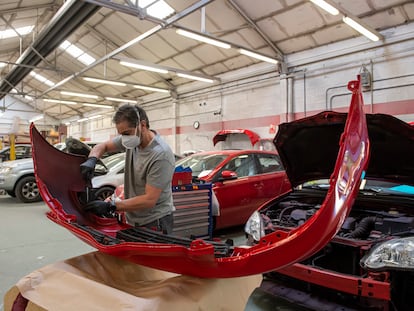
left=0, top=0, right=413, bottom=124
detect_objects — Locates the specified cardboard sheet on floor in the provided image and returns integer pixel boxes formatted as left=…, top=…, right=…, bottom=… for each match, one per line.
left=4, top=251, right=262, bottom=311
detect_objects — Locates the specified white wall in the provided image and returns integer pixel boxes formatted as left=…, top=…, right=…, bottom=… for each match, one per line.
left=72, top=23, right=414, bottom=154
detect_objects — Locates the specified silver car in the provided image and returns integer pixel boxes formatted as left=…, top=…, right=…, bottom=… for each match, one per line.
left=91, top=152, right=125, bottom=200
left=0, top=158, right=39, bottom=203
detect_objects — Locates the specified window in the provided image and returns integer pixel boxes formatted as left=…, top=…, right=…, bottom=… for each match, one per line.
left=258, top=154, right=283, bottom=173
left=223, top=154, right=257, bottom=178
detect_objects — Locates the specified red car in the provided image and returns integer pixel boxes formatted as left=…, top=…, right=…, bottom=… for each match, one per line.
left=175, top=149, right=291, bottom=230
left=244, top=86, right=414, bottom=308
left=31, top=75, right=372, bottom=280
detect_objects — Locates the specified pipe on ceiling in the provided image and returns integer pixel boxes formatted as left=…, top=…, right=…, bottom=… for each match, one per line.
left=0, top=0, right=100, bottom=100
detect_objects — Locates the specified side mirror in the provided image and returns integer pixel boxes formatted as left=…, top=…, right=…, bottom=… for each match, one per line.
left=219, top=170, right=238, bottom=181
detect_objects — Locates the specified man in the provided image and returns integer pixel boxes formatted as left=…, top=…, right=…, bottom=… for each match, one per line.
left=80, top=104, right=176, bottom=234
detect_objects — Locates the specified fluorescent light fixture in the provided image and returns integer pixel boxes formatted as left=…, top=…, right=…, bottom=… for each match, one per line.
left=176, top=29, right=231, bottom=49
left=0, top=111, right=4, bottom=117
left=88, top=115, right=102, bottom=120
left=29, top=71, right=55, bottom=87
left=343, top=16, right=380, bottom=41
left=238, top=49, right=278, bottom=64
left=133, top=84, right=169, bottom=93
left=43, top=98, right=77, bottom=105
left=0, top=25, right=34, bottom=39
left=120, top=60, right=169, bottom=74
left=77, top=114, right=102, bottom=123
left=83, top=103, right=113, bottom=109
left=83, top=77, right=126, bottom=86
left=65, top=122, right=71, bottom=126
left=176, top=73, right=214, bottom=83
left=59, top=40, right=96, bottom=65
left=29, top=114, right=44, bottom=123
left=105, top=97, right=137, bottom=103
left=310, top=0, right=339, bottom=15
left=61, top=91, right=99, bottom=99
left=0, top=63, right=6, bottom=68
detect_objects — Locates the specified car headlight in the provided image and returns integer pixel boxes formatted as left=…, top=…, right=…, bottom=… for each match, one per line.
left=244, top=211, right=265, bottom=242
left=361, top=237, right=414, bottom=271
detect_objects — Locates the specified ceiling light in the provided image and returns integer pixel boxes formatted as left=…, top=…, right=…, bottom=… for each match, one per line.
left=309, top=0, right=339, bottom=15
left=0, top=111, right=4, bottom=117
left=120, top=61, right=169, bottom=74
left=83, top=103, right=113, bottom=109
left=60, top=91, right=99, bottom=99
left=88, top=115, right=102, bottom=120
left=343, top=16, right=380, bottom=42
left=238, top=49, right=278, bottom=64
left=105, top=97, right=137, bottom=103
left=83, top=77, right=127, bottom=86
left=77, top=117, right=88, bottom=123
left=176, top=29, right=231, bottom=49
left=43, top=98, right=77, bottom=105
left=133, top=84, right=170, bottom=93
left=176, top=73, right=214, bottom=83
left=0, top=63, right=7, bottom=68
left=29, top=114, right=44, bottom=123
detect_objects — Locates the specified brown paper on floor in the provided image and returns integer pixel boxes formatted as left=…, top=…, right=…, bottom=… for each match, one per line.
left=13, top=251, right=262, bottom=311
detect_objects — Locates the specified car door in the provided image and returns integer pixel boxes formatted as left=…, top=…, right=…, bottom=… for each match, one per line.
left=213, top=153, right=263, bottom=229
left=255, top=153, right=291, bottom=200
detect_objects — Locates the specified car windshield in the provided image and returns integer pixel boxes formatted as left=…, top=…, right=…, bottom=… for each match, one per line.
left=176, top=153, right=228, bottom=177
left=95, top=153, right=125, bottom=174
left=302, top=179, right=414, bottom=196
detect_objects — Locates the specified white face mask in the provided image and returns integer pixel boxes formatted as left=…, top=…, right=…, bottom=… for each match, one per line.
left=121, top=127, right=140, bottom=149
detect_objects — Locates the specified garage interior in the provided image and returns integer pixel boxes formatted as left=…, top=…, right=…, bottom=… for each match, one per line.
left=1, top=0, right=414, bottom=310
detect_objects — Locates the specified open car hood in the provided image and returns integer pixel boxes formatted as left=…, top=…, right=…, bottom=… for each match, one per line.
left=31, top=76, right=370, bottom=278
left=213, top=129, right=260, bottom=146
left=275, top=103, right=414, bottom=188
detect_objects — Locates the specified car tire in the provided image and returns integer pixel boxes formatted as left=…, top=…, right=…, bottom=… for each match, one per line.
left=15, top=176, right=42, bottom=203
left=6, top=190, right=16, bottom=197
left=94, top=186, right=115, bottom=201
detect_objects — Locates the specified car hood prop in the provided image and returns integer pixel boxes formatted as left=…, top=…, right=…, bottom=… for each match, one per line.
left=30, top=75, right=369, bottom=278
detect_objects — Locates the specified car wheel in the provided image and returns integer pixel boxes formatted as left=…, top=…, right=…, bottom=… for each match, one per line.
left=94, top=186, right=115, bottom=201
left=15, top=176, right=42, bottom=203
left=6, top=190, right=16, bottom=197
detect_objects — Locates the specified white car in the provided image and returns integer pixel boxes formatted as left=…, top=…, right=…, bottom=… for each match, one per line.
left=91, top=152, right=126, bottom=200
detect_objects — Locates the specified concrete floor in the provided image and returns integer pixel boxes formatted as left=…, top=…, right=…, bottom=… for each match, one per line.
left=0, top=194, right=95, bottom=310
left=0, top=194, right=304, bottom=311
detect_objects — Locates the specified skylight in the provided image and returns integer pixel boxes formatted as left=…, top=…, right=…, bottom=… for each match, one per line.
left=59, top=40, right=96, bottom=65
left=30, top=71, right=55, bottom=87
left=137, top=0, right=175, bottom=19
left=0, top=25, right=34, bottom=39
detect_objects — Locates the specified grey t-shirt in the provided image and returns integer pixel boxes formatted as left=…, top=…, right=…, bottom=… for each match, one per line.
left=113, top=132, right=175, bottom=226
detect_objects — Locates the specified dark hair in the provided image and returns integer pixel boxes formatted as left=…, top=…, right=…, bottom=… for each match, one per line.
left=112, top=104, right=150, bottom=128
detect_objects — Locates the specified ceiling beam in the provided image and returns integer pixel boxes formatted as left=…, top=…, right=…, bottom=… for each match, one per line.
left=226, top=0, right=284, bottom=61
left=40, top=0, right=216, bottom=96
left=0, top=0, right=100, bottom=100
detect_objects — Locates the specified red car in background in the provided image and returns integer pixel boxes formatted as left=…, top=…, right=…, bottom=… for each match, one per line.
left=175, top=150, right=291, bottom=230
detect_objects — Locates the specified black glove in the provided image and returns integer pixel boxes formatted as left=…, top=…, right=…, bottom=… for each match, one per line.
left=80, top=157, right=98, bottom=181
left=84, top=200, right=116, bottom=217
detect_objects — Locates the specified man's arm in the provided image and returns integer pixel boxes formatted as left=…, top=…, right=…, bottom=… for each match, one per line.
left=88, top=140, right=119, bottom=159
left=80, top=139, right=120, bottom=181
